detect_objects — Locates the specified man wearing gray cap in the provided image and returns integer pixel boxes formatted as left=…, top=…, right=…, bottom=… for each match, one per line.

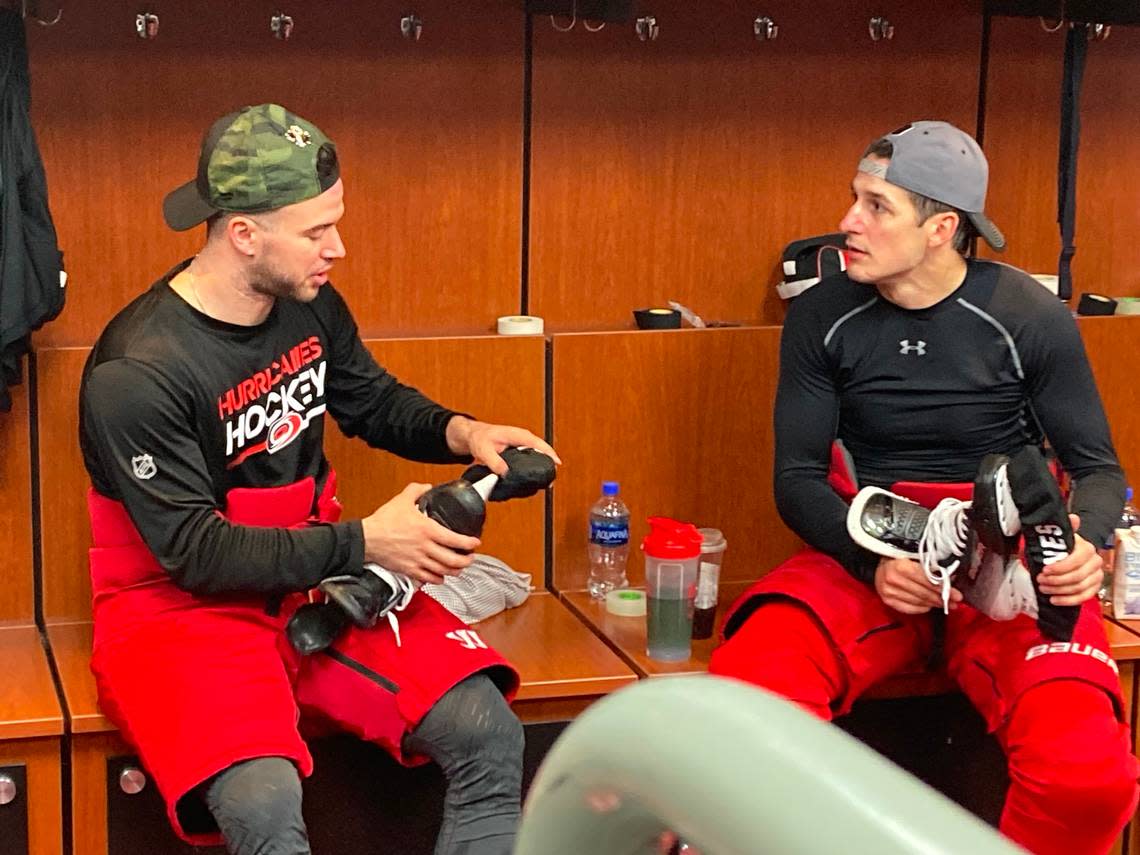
left=79, top=104, right=558, bottom=855
left=711, top=121, right=1137, bottom=854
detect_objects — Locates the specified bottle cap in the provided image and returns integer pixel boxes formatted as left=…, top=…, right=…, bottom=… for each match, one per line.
left=605, top=589, right=647, bottom=616
left=642, top=516, right=703, bottom=559
left=602, top=480, right=619, bottom=496
left=698, top=527, right=727, bottom=553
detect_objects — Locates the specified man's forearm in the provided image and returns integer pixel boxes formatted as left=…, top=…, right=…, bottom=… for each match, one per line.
left=445, top=414, right=474, bottom=456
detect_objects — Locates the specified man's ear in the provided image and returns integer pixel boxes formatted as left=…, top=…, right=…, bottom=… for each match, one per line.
left=927, top=210, right=960, bottom=249
left=227, top=216, right=261, bottom=257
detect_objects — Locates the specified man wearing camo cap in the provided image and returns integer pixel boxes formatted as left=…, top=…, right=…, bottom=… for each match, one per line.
left=79, top=104, right=558, bottom=855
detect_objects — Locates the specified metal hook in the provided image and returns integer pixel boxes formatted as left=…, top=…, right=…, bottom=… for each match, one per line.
left=1086, top=22, right=1111, bottom=42
left=400, top=13, right=423, bottom=41
left=583, top=19, right=605, bottom=32
left=1039, top=16, right=1065, bottom=33
left=21, top=0, right=62, bottom=26
left=271, top=12, right=294, bottom=40
left=635, top=15, right=659, bottom=42
left=754, top=16, right=778, bottom=42
left=868, top=16, right=894, bottom=42
left=134, top=11, right=158, bottom=40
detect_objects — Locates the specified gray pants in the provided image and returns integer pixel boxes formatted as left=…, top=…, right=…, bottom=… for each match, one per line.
left=203, top=673, right=524, bottom=855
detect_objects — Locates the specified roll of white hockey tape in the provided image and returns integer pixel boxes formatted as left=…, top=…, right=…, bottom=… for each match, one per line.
left=497, top=315, right=545, bottom=335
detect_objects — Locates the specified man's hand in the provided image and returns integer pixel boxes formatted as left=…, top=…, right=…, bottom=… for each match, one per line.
left=360, top=483, right=480, bottom=585
left=1036, top=514, right=1103, bottom=606
left=656, top=832, right=701, bottom=854
left=446, top=416, right=561, bottom=476
left=874, top=556, right=962, bottom=614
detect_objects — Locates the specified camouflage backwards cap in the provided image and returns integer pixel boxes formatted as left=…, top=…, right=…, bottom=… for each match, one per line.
left=162, top=104, right=339, bottom=231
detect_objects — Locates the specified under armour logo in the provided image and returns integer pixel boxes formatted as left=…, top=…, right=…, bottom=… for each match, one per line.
left=899, top=339, right=927, bottom=356
left=446, top=629, right=488, bottom=650
left=131, top=453, right=157, bottom=480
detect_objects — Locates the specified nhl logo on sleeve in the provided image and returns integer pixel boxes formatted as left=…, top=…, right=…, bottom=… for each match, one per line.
left=131, top=453, right=157, bottom=480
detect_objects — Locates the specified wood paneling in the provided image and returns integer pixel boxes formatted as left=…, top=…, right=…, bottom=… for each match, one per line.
left=978, top=15, right=1063, bottom=275
left=37, top=348, right=89, bottom=620
left=983, top=16, right=1140, bottom=297
left=27, top=0, right=525, bottom=346
left=324, top=336, right=548, bottom=578
left=0, top=382, right=32, bottom=623
left=550, top=327, right=801, bottom=590
left=529, top=0, right=983, bottom=331
left=1077, top=317, right=1140, bottom=489
left=0, top=626, right=62, bottom=740
left=0, top=736, right=63, bottom=855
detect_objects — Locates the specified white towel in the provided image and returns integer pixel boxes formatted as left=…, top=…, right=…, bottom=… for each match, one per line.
left=421, top=553, right=534, bottom=624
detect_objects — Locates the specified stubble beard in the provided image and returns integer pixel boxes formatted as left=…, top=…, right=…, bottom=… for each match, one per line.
left=249, top=259, right=317, bottom=304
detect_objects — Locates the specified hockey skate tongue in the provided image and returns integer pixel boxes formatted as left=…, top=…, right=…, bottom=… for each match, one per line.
left=472, top=472, right=499, bottom=503
left=1005, top=445, right=1078, bottom=642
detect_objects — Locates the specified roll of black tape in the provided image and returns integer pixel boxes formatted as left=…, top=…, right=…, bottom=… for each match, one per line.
left=1077, top=293, right=1117, bottom=316
left=634, top=308, right=682, bottom=329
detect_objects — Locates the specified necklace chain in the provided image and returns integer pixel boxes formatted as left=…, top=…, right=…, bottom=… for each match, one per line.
left=188, top=273, right=206, bottom=315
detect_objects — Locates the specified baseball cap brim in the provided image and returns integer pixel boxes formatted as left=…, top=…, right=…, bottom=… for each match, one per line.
left=163, top=179, right=218, bottom=232
left=968, top=212, right=1006, bottom=252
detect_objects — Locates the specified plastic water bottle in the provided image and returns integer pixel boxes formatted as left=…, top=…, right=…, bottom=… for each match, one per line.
left=587, top=481, right=630, bottom=599
left=1105, top=488, right=1140, bottom=601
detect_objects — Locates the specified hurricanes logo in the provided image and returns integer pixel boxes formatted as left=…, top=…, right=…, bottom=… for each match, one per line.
left=284, top=125, right=312, bottom=148
left=266, top=412, right=306, bottom=454
left=899, top=339, right=927, bottom=356
left=218, top=337, right=328, bottom=469
left=131, top=454, right=157, bottom=480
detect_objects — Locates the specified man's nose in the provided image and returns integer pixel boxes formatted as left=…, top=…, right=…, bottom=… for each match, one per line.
left=324, top=226, right=346, bottom=259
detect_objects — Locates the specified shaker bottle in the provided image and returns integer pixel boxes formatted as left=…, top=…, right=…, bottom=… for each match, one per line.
left=692, top=528, right=727, bottom=639
left=641, top=517, right=703, bottom=661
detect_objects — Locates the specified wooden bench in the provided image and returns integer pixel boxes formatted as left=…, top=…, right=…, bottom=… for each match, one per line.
left=0, top=383, right=64, bottom=855
left=34, top=339, right=637, bottom=855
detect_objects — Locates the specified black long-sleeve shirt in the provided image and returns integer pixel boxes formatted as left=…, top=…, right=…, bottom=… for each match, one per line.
left=80, top=261, right=467, bottom=596
left=774, top=259, right=1124, bottom=583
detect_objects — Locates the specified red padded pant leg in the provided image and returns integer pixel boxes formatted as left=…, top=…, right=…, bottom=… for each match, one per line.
left=709, top=601, right=846, bottom=721
left=998, top=680, right=1138, bottom=855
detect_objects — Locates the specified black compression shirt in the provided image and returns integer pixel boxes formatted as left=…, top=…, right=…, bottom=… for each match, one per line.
left=775, top=258, right=1124, bottom=582
left=80, top=260, right=468, bottom=597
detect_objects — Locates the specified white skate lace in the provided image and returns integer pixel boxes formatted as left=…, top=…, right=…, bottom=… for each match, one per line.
left=363, top=563, right=419, bottom=647
left=918, top=498, right=972, bottom=614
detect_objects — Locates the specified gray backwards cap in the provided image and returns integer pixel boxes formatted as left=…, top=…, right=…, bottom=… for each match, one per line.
left=858, top=121, right=1006, bottom=252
